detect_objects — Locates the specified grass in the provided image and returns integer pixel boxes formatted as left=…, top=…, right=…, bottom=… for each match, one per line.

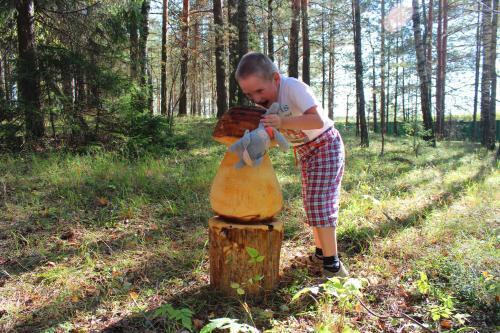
left=0, top=117, right=498, bottom=332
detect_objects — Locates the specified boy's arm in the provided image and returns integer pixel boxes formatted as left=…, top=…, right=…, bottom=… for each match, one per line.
left=261, top=106, right=324, bottom=130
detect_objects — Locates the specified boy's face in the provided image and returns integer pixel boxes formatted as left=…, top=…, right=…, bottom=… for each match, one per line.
left=238, top=72, right=280, bottom=109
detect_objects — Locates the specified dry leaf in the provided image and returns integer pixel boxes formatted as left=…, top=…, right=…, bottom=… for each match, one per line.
left=193, top=319, right=204, bottom=329
left=71, top=295, right=79, bottom=303
left=96, top=197, right=109, bottom=207
left=440, top=319, right=453, bottom=329
left=129, top=291, right=139, bottom=300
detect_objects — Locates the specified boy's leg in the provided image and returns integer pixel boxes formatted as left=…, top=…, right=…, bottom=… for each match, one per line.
left=315, top=226, right=348, bottom=277
left=314, top=226, right=337, bottom=256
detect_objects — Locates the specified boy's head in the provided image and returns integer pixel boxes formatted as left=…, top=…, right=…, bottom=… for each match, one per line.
left=235, top=52, right=280, bottom=108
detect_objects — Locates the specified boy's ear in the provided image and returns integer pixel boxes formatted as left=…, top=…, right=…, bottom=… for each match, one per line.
left=272, top=72, right=280, bottom=84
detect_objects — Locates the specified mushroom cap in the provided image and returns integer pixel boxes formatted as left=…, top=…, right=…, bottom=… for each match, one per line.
left=212, top=106, right=266, bottom=144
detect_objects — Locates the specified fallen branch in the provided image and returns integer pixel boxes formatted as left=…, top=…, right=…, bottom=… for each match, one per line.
left=356, top=296, right=435, bottom=333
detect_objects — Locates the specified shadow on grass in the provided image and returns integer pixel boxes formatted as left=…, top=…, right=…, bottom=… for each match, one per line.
left=338, top=164, right=493, bottom=256
left=100, top=249, right=323, bottom=333
left=9, top=234, right=207, bottom=332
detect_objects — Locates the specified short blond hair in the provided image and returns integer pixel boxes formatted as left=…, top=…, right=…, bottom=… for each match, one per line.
left=235, top=52, right=279, bottom=82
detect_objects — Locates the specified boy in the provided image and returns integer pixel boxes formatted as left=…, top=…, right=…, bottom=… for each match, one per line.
left=235, top=52, right=347, bottom=277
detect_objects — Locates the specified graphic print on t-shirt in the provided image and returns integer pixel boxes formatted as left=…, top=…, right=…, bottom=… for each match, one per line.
left=281, top=129, right=308, bottom=144
left=278, top=104, right=308, bottom=144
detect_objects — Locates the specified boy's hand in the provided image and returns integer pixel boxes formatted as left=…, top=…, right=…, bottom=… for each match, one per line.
left=261, top=114, right=282, bottom=129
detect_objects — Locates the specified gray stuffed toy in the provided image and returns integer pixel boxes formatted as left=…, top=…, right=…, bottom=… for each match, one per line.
left=229, top=103, right=290, bottom=169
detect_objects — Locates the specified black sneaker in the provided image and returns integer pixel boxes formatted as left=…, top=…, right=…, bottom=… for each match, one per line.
left=323, top=260, right=348, bottom=277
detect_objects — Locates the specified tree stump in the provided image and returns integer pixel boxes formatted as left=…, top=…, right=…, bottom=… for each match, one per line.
left=208, top=217, right=283, bottom=297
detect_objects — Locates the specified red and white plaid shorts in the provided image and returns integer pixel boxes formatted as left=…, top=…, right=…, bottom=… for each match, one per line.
left=294, top=127, right=344, bottom=228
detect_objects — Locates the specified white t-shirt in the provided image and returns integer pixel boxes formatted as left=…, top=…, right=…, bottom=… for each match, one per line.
left=277, top=74, right=334, bottom=146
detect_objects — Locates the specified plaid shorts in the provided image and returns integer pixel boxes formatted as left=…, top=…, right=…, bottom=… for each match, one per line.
left=294, top=127, right=345, bottom=228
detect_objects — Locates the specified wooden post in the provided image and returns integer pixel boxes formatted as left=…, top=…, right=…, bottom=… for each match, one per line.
left=208, top=217, right=283, bottom=298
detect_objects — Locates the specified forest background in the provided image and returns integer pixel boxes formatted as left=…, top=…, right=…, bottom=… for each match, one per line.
left=0, top=0, right=499, bottom=332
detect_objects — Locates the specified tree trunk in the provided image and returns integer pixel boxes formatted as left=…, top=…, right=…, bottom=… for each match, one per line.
left=394, top=35, right=399, bottom=135
left=472, top=1, right=481, bottom=141
left=139, top=0, right=150, bottom=87
left=161, top=0, right=168, bottom=116
left=327, top=29, right=335, bottom=119
left=412, top=0, right=434, bottom=143
left=268, top=0, right=274, bottom=60
left=352, top=0, right=368, bottom=146
left=208, top=217, right=283, bottom=298
left=386, top=43, right=390, bottom=133
left=16, top=0, right=44, bottom=140
left=371, top=44, right=378, bottom=133
left=488, top=0, right=498, bottom=150
left=481, top=0, right=498, bottom=148
left=380, top=0, right=386, bottom=154
left=321, top=9, right=326, bottom=109
left=228, top=0, right=239, bottom=106
left=288, top=0, right=300, bottom=79
left=178, top=0, right=189, bottom=116
left=0, top=54, right=5, bottom=121
left=237, top=0, right=248, bottom=105
left=129, top=5, right=139, bottom=80
left=214, top=0, right=228, bottom=118
left=301, top=0, right=310, bottom=85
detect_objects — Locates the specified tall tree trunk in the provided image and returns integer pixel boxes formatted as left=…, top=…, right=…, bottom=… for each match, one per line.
left=227, top=0, right=238, bottom=106
left=380, top=0, right=386, bottom=154
left=301, top=0, right=310, bottom=85
left=412, top=0, right=434, bottom=143
left=237, top=0, right=248, bottom=105
left=371, top=43, right=378, bottom=133
left=0, top=54, right=5, bottom=121
left=394, top=35, right=399, bottom=135
left=268, top=0, right=274, bottom=60
left=191, top=6, right=200, bottom=116
left=214, top=0, right=227, bottom=117
left=161, top=0, right=168, bottom=116
left=402, top=66, right=405, bottom=122
left=289, top=0, right=300, bottom=79
left=129, top=5, right=139, bottom=80
left=472, top=1, right=481, bottom=141
left=488, top=0, right=498, bottom=150
left=139, top=0, right=150, bottom=86
left=327, top=39, right=335, bottom=119
left=178, top=0, right=189, bottom=116
left=481, top=0, right=498, bottom=149
left=3, top=53, right=12, bottom=105
left=386, top=42, right=390, bottom=133
left=352, top=0, right=368, bottom=146
left=327, top=6, right=335, bottom=120
left=321, top=9, right=326, bottom=108
left=16, top=0, right=44, bottom=140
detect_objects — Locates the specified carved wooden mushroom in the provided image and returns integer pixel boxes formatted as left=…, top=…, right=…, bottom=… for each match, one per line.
left=208, top=106, right=284, bottom=298
left=210, top=106, right=283, bottom=222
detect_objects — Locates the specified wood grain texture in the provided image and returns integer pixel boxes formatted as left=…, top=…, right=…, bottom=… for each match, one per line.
left=208, top=217, right=283, bottom=297
left=212, top=106, right=266, bottom=139
left=209, top=151, right=283, bottom=222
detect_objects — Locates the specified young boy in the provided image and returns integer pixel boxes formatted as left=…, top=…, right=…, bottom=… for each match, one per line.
left=235, top=52, right=347, bottom=277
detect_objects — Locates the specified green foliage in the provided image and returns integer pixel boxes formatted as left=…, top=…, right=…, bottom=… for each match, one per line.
left=121, top=112, right=189, bottom=157
left=200, top=318, right=259, bottom=333
left=246, top=247, right=265, bottom=264
left=292, top=278, right=367, bottom=330
left=149, top=303, right=194, bottom=331
left=401, top=121, right=432, bottom=157
left=416, top=271, right=430, bottom=295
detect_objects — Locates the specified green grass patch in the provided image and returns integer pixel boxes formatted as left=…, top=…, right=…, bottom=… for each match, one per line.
left=0, top=118, right=498, bottom=332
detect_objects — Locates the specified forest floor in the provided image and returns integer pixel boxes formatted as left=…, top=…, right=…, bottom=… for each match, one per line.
left=0, top=118, right=498, bottom=333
